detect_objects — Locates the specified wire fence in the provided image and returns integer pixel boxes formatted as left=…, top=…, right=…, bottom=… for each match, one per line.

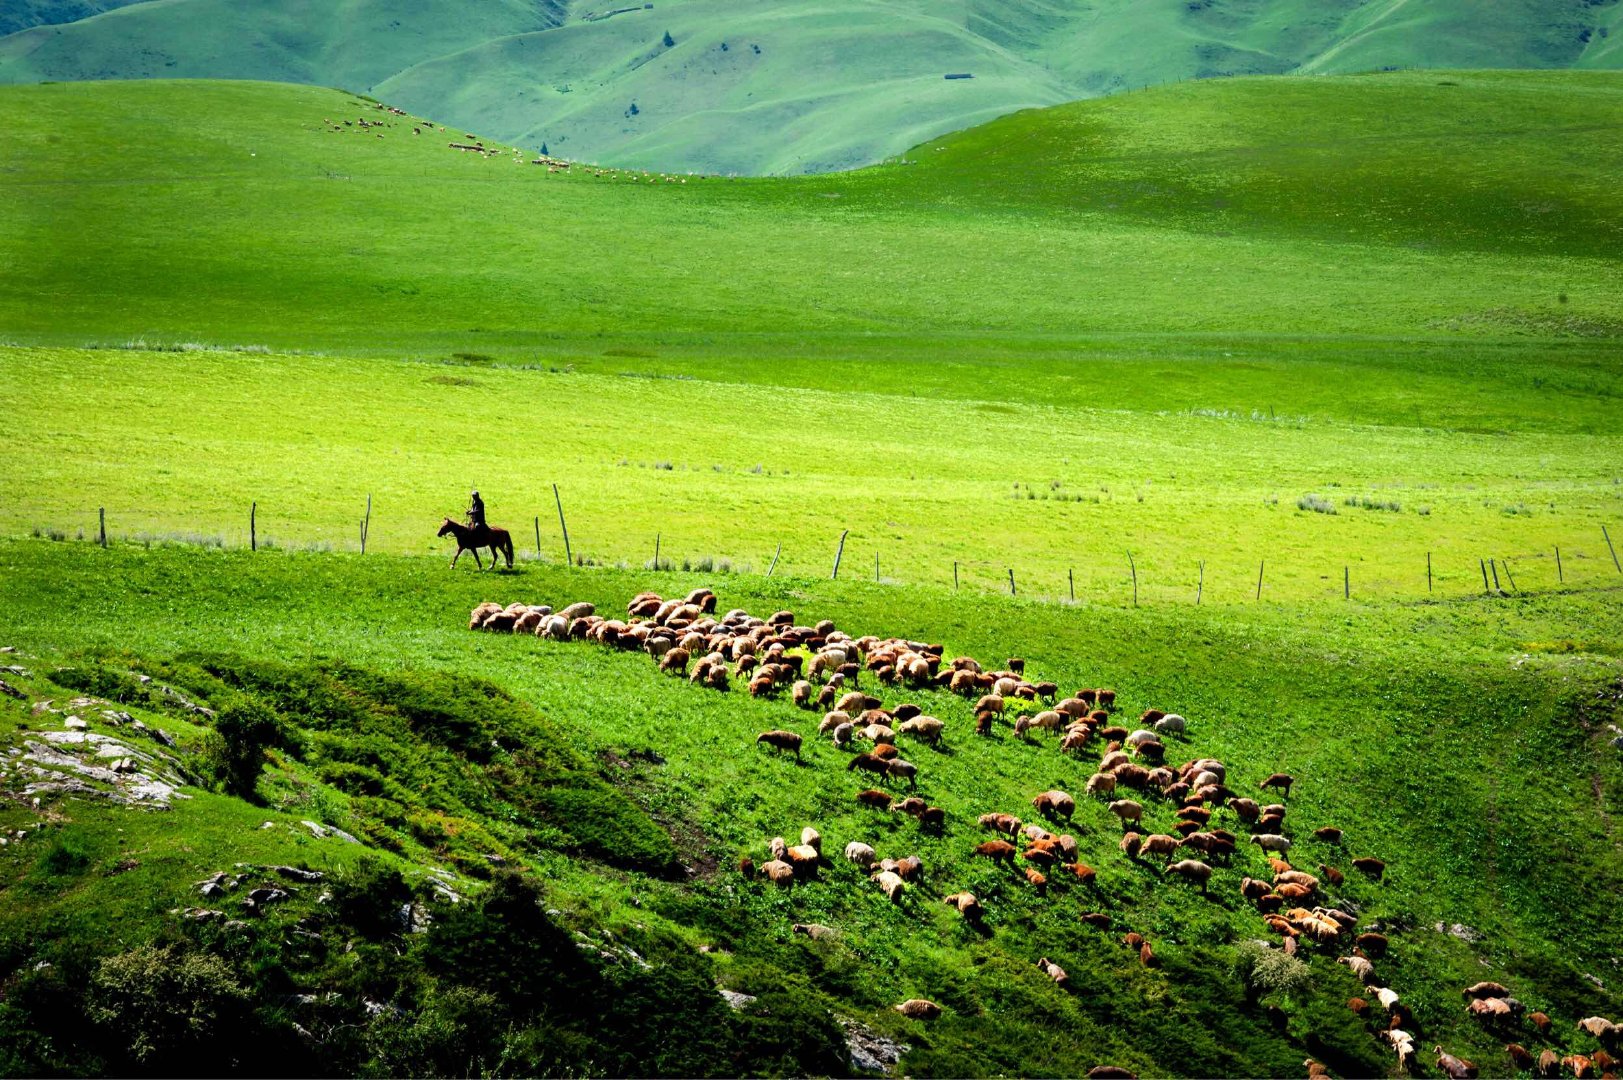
left=13, top=497, right=1623, bottom=609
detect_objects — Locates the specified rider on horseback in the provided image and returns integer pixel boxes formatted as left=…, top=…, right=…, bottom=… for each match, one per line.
left=466, top=489, right=486, bottom=537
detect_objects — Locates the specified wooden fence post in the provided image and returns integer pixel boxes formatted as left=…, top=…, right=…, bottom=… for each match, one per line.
left=953, top=561, right=958, bottom=590
left=1490, top=558, right=1501, bottom=592
left=1427, top=551, right=1432, bottom=593
left=99, top=507, right=107, bottom=548
left=654, top=533, right=661, bottom=571
left=553, top=484, right=572, bottom=566
left=1196, top=561, right=1204, bottom=605
left=831, top=530, right=848, bottom=579
left=1008, top=568, right=1016, bottom=596
left=1068, top=567, right=1074, bottom=601
left=1480, top=558, right=1489, bottom=593
left=1500, top=558, right=1518, bottom=592
left=876, top=553, right=881, bottom=583
left=767, top=542, right=781, bottom=577
left=1255, top=559, right=1264, bottom=601
left=1344, top=566, right=1349, bottom=600
left=1555, top=545, right=1563, bottom=583
left=534, top=515, right=541, bottom=558
left=250, top=502, right=256, bottom=552
left=1606, top=525, right=1621, bottom=573
left=361, top=494, right=371, bottom=554
left=1127, top=552, right=1138, bottom=607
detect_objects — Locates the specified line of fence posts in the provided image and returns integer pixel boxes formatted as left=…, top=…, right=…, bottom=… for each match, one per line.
left=84, top=506, right=1623, bottom=602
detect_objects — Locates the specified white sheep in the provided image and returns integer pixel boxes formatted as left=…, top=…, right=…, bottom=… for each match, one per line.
left=1154, top=713, right=1187, bottom=736
left=1252, top=834, right=1292, bottom=853
left=844, top=841, right=877, bottom=867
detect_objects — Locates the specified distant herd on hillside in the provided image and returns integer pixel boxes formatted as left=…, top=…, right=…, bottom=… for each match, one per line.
left=468, top=590, right=1622, bottom=1079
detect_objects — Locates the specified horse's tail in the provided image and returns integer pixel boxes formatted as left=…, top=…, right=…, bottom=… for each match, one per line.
left=501, top=534, right=514, bottom=569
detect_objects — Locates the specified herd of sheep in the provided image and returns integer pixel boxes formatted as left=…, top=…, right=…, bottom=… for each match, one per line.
left=467, top=592, right=1620, bottom=1078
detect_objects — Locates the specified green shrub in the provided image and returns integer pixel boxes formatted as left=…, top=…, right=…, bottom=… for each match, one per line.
left=328, top=859, right=412, bottom=940
left=1233, top=940, right=1312, bottom=1001
left=203, top=697, right=282, bottom=799
left=88, top=944, right=248, bottom=1068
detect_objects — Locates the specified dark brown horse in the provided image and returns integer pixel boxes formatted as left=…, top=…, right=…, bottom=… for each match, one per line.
left=438, top=517, right=513, bottom=569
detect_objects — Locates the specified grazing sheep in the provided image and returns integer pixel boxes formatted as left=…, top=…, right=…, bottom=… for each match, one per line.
left=1578, top=1017, right=1619, bottom=1042
left=1537, top=1050, right=1561, bottom=1078
left=659, top=647, right=691, bottom=675
left=1240, top=877, right=1272, bottom=900
left=1313, top=826, right=1343, bottom=844
left=1037, top=956, right=1069, bottom=988
left=800, top=826, right=822, bottom=853
left=897, top=716, right=945, bottom=746
left=1435, top=1046, right=1478, bottom=1080
left=1387, top=1030, right=1418, bottom=1072
left=870, top=743, right=901, bottom=761
left=896, top=855, right=924, bottom=883
left=760, top=859, right=795, bottom=886
left=1119, top=832, right=1143, bottom=857
left=1562, top=1055, right=1594, bottom=1079
left=1165, top=859, right=1213, bottom=893
left=1139, top=834, right=1180, bottom=859
left=919, top=807, right=946, bottom=830
left=1468, top=998, right=1512, bottom=1020
left=791, top=922, right=837, bottom=941
left=785, top=845, right=820, bottom=878
left=1154, top=713, right=1186, bottom=736
left=1352, top=857, right=1386, bottom=879
left=1139, top=942, right=1158, bottom=967
left=1338, top=955, right=1377, bottom=984
left=895, top=999, right=942, bottom=1021
left=856, top=789, right=892, bottom=810
left=1317, top=863, right=1345, bottom=886
left=1033, top=790, right=1076, bottom=820
left=819, top=710, right=852, bottom=735
left=1107, top=799, right=1143, bottom=829
left=1354, top=932, right=1389, bottom=956
left=872, top=869, right=906, bottom=903
left=1259, top=773, right=1295, bottom=798
left=756, top=730, right=802, bottom=760
left=848, top=752, right=890, bottom=779
left=973, top=840, right=1017, bottom=865
left=739, top=856, right=754, bottom=877
left=861, top=723, right=896, bottom=743
left=539, top=614, right=570, bottom=639
left=943, top=891, right=983, bottom=922
left=1228, top=797, right=1261, bottom=823
left=975, top=694, right=1004, bottom=716
left=469, top=602, right=503, bottom=629
left=559, top=601, right=594, bottom=620
left=832, top=722, right=855, bottom=748
left=791, top=680, right=813, bottom=707
left=1252, top=834, right=1292, bottom=854
left=1530, top=1012, right=1552, bottom=1035
left=1024, top=867, right=1048, bottom=894
left=844, top=841, right=877, bottom=867
left=768, top=836, right=789, bottom=861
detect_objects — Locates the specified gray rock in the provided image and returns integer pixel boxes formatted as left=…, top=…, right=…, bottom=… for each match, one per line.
left=243, top=888, right=290, bottom=913
left=0, top=679, right=24, bottom=701
left=719, top=989, right=757, bottom=1010
left=63, top=716, right=87, bottom=731
left=840, top=1018, right=910, bottom=1074
left=199, top=882, right=225, bottom=898
left=273, top=865, right=325, bottom=883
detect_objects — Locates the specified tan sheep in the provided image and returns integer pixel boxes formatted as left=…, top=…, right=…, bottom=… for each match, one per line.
left=872, top=869, right=906, bottom=903
left=844, top=841, right=877, bottom=867
left=895, top=999, right=942, bottom=1021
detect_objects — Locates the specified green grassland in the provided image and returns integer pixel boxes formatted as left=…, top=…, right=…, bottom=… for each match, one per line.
left=3, top=69, right=1623, bottom=1077
left=0, top=543, right=1620, bottom=1075
left=3, top=74, right=1622, bottom=601
left=1, top=0, right=1620, bottom=172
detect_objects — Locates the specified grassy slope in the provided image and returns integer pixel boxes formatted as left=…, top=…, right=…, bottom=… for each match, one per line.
left=1, top=540, right=1619, bottom=1076
left=2, top=75, right=1621, bottom=597
left=0, top=0, right=1619, bottom=172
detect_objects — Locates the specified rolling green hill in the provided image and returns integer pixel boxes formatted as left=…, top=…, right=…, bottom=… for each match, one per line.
left=1, top=0, right=1620, bottom=172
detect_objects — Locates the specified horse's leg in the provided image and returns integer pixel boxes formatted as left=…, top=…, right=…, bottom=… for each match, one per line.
left=451, top=547, right=462, bottom=569
left=473, top=547, right=483, bottom=570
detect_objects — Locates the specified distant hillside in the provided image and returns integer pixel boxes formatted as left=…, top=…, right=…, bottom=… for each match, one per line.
left=0, top=0, right=1619, bottom=173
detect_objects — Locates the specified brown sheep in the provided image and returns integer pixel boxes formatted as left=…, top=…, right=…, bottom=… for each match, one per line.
left=1314, top=826, right=1344, bottom=844
left=1435, top=1047, right=1478, bottom=1080
left=896, top=796, right=927, bottom=816
left=895, top=855, right=924, bottom=883
left=975, top=711, right=994, bottom=737
left=1165, top=859, right=1213, bottom=893
left=1348, top=996, right=1369, bottom=1017
left=1462, top=981, right=1510, bottom=999
left=856, top=789, right=892, bottom=810
left=1537, top=1050, right=1561, bottom=1078
left=738, top=856, right=755, bottom=877
left=1317, top=863, right=1345, bottom=886
left=973, top=840, right=1017, bottom=865
left=759, top=859, right=795, bottom=886
left=886, top=758, right=919, bottom=789
left=872, top=869, right=906, bottom=903
left=1139, top=834, right=1180, bottom=859
left=1561, top=1056, right=1594, bottom=1080
left=1024, top=867, right=1048, bottom=893
left=791, top=680, right=813, bottom=707
left=1022, top=846, right=1058, bottom=868
left=943, top=891, right=983, bottom=922
left=920, top=806, right=946, bottom=831
left=1531, top=1012, right=1552, bottom=1035
left=1350, top=928, right=1389, bottom=954
left=1037, top=956, right=1069, bottom=987
left=1240, top=877, right=1272, bottom=900
left=785, top=845, right=820, bottom=878
left=1259, top=773, right=1295, bottom=798
left=848, top=752, right=890, bottom=778
left=1139, top=942, right=1158, bottom=968
left=1352, top=857, right=1386, bottom=879
left=870, top=743, right=901, bottom=761
left=756, top=730, right=802, bottom=760
left=1119, top=831, right=1143, bottom=858
left=1105, top=796, right=1144, bottom=827
left=1080, top=911, right=1112, bottom=929
left=659, top=647, right=691, bottom=675
left=1068, top=862, right=1097, bottom=885
left=1033, top=790, right=1076, bottom=820
left=894, top=999, right=942, bottom=1021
